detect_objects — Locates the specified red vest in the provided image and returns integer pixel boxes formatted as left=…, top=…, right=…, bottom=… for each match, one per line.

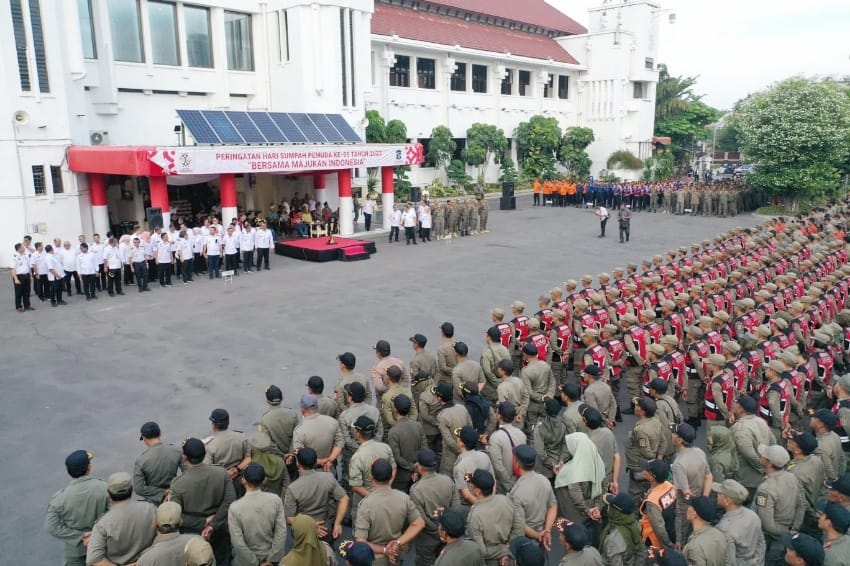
left=770, top=333, right=792, bottom=350
left=665, top=351, right=687, bottom=392
left=742, top=350, right=763, bottom=395
left=704, top=372, right=735, bottom=420
left=495, top=322, right=512, bottom=349
left=610, top=301, right=629, bottom=323
left=811, top=351, right=834, bottom=391
left=583, top=344, right=608, bottom=373
left=686, top=341, right=709, bottom=378
left=627, top=327, right=648, bottom=364
left=629, top=296, right=646, bottom=314
left=725, top=359, right=747, bottom=393
left=553, top=323, right=572, bottom=361
left=512, top=315, right=529, bottom=343
left=535, top=309, right=553, bottom=332
left=605, top=339, right=625, bottom=377
left=710, top=293, right=727, bottom=313
left=593, top=308, right=610, bottom=331
left=643, top=360, right=672, bottom=395
left=693, top=297, right=708, bottom=316
left=758, top=381, right=789, bottom=427
left=679, top=306, right=695, bottom=326
left=529, top=333, right=550, bottom=362
left=705, top=331, right=723, bottom=355
left=757, top=341, right=777, bottom=364
left=665, top=313, right=684, bottom=342
left=645, top=323, right=663, bottom=345
left=576, top=313, right=596, bottom=344
left=844, top=327, right=850, bottom=357
left=783, top=370, right=804, bottom=403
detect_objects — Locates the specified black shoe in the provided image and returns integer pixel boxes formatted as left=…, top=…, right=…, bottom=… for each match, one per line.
left=621, top=407, right=635, bottom=415
left=109, top=292, right=115, bottom=297
left=58, top=301, right=68, bottom=305
left=51, top=303, right=58, bottom=307
left=117, top=292, right=125, bottom=295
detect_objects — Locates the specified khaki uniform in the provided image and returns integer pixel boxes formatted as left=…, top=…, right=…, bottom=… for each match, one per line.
left=228, top=490, right=287, bottom=566
left=753, top=470, right=806, bottom=564
left=787, top=454, right=826, bottom=537
left=508, top=471, right=557, bottom=531
left=387, top=417, right=428, bottom=492
left=353, top=486, right=421, bottom=566
left=452, top=359, right=486, bottom=402
left=136, top=532, right=199, bottom=566
left=338, top=402, right=382, bottom=490
left=496, top=376, right=529, bottom=421
left=683, top=525, right=728, bottom=566
left=588, top=427, right=619, bottom=491
left=825, top=535, right=850, bottom=565
left=559, top=547, right=605, bottom=565
left=533, top=415, right=570, bottom=480
left=372, top=356, right=408, bottom=402
left=671, top=447, right=710, bottom=543
left=317, top=395, right=340, bottom=419
left=716, top=506, right=766, bottom=566
left=169, top=463, right=236, bottom=533
left=205, top=429, right=249, bottom=470
left=626, top=417, right=665, bottom=503
left=654, top=395, right=683, bottom=457
left=481, top=344, right=511, bottom=403
left=583, top=380, right=617, bottom=424
left=418, top=383, right=442, bottom=451
left=410, top=351, right=438, bottom=402
left=86, top=500, right=157, bottom=566
left=521, top=360, right=556, bottom=437
left=410, top=472, right=460, bottom=565
left=562, top=403, right=587, bottom=435
left=133, top=442, right=183, bottom=505
left=731, top=415, right=774, bottom=491
left=488, top=424, right=527, bottom=494
left=466, top=494, right=526, bottom=565
left=453, top=450, right=494, bottom=505
left=334, top=371, right=373, bottom=412
left=260, top=406, right=299, bottom=456
left=624, top=334, right=646, bottom=399
left=283, top=469, right=347, bottom=525
left=380, top=383, right=418, bottom=429
left=815, top=430, right=846, bottom=481
left=349, top=440, right=396, bottom=522
left=45, top=476, right=110, bottom=565
left=437, top=339, right=458, bottom=384
left=292, top=413, right=345, bottom=460
left=437, top=404, right=473, bottom=474
left=434, top=539, right=485, bottom=566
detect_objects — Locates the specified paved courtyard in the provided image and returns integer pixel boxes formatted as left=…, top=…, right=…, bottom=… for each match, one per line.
left=1, top=195, right=760, bottom=564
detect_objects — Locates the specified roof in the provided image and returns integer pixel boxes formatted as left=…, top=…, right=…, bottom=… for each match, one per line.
left=373, top=4, right=579, bottom=65
left=425, top=0, right=586, bottom=36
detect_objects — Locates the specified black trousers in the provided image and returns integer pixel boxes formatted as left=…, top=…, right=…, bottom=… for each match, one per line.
left=389, top=227, right=400, bottom=242
left=600, top=218, right=608, bottom=237
left=193, top=252, right=205, bottom=274
left=97, top=264, right=107, bottom=290
left=123, top=264, right=134, bottom=285
left=35, top=274, right=49, bottom=300
left=242, top=250, right=253, bottom=271
left=225, top=253, right=239, bottom=273
left=147, top=258, right=157, bottom=281
left=82, top=274, right=97, bottom=298
left=619, top=223, right=630, bottom=242
left=404, top=226, right=417, bottom=244
left=14, top=274, right=31, bottom=308
left=158, top=263, right=172, bottom=286
left=182, top=259, right=194, bottom=282
left=363, top=213, right=372, bottom=231
left=107, top=268, right=122, bottom=294
left=533, top=193, right=540, bottom=205
left=65, top=271, right=82, bottom=294
left=256, top=248, right=270, bottom=269
left=133, top=262, right=149, bottom=290
left=422, top=227, right=431, bottom=241
left=50, top=280, right=64, bottom=304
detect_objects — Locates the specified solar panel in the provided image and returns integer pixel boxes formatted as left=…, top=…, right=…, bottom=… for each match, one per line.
left=290, top=113, right=326, bottom=143
left=249, top=112, right=289, bottom=143
left=308, top=114, right=346, bottom=143
left=202, top=111, right=244, bottom=144
left=326, top=114, right=361, bottom=142
left=176, top=109, right=221, bottom=144
left=269, top=113, right=308, bottom=143
left=225, top=111, right=267, bottom=143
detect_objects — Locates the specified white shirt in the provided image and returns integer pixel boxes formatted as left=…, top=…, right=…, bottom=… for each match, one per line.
left=597, top=206, right=609, bottom=220
left=103, top=245, right=123, bottom=269
left=401, top=209, right=417, bottom=228
left=118, top=242, right=129, bottom=264
left=205, top=234, right=222, bottom=256
left=178, top=239, right=194, bottom=261
left=34, top=251, right=49, bottom=275
left=390, top=210, right=402, bottom=227
left=240, top=230, right=256, bottom=250
left=76, top=252, right=98, bottom=275
left=62, top=248, right=77, bottom=271
left=255, top=229, right=273, bottom=249
left=47, top=254, right=65, bottom=281
left=128, top=245, right=146, bottom=263
left=200, top=226, right=210, bottom=237
left=12, top=252, right=30, bottom=275
left=156, top=241, right=173, bottom=263
left=89, top=242, right=104, bottom=263
left=192, top=233, right=204, bottom=253
left=418, top=206, right=432, bottom=229
left=223, top=234, right=239, bottom=255
left=361, top=199, right=375, bottom=214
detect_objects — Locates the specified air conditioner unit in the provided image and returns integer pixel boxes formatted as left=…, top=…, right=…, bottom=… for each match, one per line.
left=89, top=130, right=109, bottom=145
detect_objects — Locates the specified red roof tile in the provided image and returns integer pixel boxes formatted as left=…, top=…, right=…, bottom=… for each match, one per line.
left=373, top=4, right=579, bottom=65
left=425, top=0, right=586, bottom=35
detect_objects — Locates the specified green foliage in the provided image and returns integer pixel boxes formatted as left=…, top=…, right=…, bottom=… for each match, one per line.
left=654, top=65, right=720, bottom=164
left=644, top=151, right=675, bottom=181
left=514, top=115, right=561, bottom=181
left=365, top=110, right=386, bottom=143
left=737, top=77, right=850, bottom=203
left=607, top=150, right=644, bottom=170
left=499, top=157, right=519, bottom=185
left=394, top=165, right=412, bottom=201
left=715, top=116, right=741, bottom=153
left=559, top=127, right=595, bottom=179
left=446, top=159, right=473, bottom=190
left=463, top=123, right=507, bottom=186
left=426, top=125, right=456, bottom=170
left=426, top=179, right=465, bottom=198
left=385, top=119, right=408, bottom=144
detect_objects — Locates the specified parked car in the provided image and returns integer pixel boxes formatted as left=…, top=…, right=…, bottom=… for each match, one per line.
left=734, top=164, right=755, bottom=176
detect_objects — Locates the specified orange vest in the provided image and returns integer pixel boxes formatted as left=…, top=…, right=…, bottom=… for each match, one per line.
left=558, top=181, right=567, bottom=196
left=543, top=182, right=554, bottom=195
left=533, top=181, right=542, bottom=194
left=639, top=481, right=677, bottom=548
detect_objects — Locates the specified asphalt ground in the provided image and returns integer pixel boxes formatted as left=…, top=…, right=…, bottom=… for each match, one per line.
left=0, top=194, right=760, bottom=564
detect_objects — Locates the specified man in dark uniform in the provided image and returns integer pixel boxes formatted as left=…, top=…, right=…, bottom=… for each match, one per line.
left=133, top=421, right=182, bottom=505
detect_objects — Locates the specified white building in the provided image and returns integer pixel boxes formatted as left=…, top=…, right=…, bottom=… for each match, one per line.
left=0, top=0, right=662, bottom=266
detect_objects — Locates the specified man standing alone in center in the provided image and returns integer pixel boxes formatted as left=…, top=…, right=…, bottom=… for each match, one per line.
left=595, top=204, right=610, bottom=238
left=618, top=203, right=632, bottom=244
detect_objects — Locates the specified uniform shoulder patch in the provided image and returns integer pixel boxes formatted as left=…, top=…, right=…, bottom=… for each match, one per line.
left=755, top=494, right=767, bottom=507
left=638, top=437, right=648, bottom=448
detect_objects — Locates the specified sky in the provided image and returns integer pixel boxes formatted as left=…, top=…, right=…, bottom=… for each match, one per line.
left=549, top=0, right=850, bottom=110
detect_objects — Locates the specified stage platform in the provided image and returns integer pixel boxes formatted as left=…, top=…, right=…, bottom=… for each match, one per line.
left=274, top=237, right=376, bottom=262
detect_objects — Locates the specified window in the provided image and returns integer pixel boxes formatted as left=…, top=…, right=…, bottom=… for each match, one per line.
left=518, top=70, right=531, bottom=96
left=452, top=138, right=466, bottom=161
left=32, top=165, right=46, bottom=195
left=224, top=11, right=253, bottom=71
left=10, top=0, right=30, bottom=91
left=184, top=5, right=212, bottom=68
left=501, top=68, right=513, bottom=95
left=543, top=74, right=554, bottom=98
left=645, top=57, right=654, bottom=70
left=148, top=1, right=179, bottom=66
left=77, top=0, right=96, bottom=59
left=389, top=55, right=410, bottom=87
left=472, top=64, right=487, bottom=93
left=108, top=0, right=144, bottom=62
left=633, top=81, right=648, bottom=99
left=417, top=57, right=435, bottom=89
left=50, top=166, right=64, bottom=194
left=450, top=62, right=467, bottom=92
left=28, top=0, right=49, bottom=91
left=558, top=75, right=569, bottom=99
left=277, top=10, right=289, bottom=62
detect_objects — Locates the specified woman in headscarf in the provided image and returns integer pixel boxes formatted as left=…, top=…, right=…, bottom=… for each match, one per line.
left=599, top=493, right=644, bottom=566
left=706, top=426, right=738, bottom=482
left=282, top=514, right=334, bottom=566
left=461, top=381, right=496, bottom=435
left=249, top=431, right=285, bottom=495
left=554, top=432, right=606, bottom=526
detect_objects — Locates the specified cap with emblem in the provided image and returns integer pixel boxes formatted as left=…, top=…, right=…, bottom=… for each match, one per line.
left=414, top=448, right=438, bottom=469
left=648, top=378, right=669, bottom=393
left=453, top=341, right=469, bottom=356
left=688, top=496, right=716, bottom=522
left=818, top=501, right=850, bottom=533
left=353, top=415, right=376, bottom=432
left=156, top=501, right=182, bottom=529
left=812, top=408, right=838, bottom=428
left=603, top=492, right=636, bottom=515
left=468, top=468, right=495, bottom=491
left=711, top=479, right=749, bottom=504
left=789, top=431, right=818, bottom=456
left=438, top=508, right=466, bottom=538
left=671, top=423, right=696, bottom=443
left=757, top=444, right=790, bottom=468
left=107, top=472, right=133, bottom=496
left=706, top=354, right=726, bottom=367
left=735, top=396, right=757, bottom=414
left=635, top=396, right=657, bottom=416
left=409, top=333, right=427, bottom=346
left=265, top=385, right=283, bottom=404
left=781, top=533, right=824, bottom=566
left=514, top=445, right=537, bottom=468
left=581, top=405, right=603, bottom=429
left=65, top=450, right=93, bottom=477
left=140, top=421, right=161, bottom=440
left=458, top=425, right=479, bottom=449
left=497, top=401, right=517, bottom=422
left=434, top=382, right=453, bottom=401
left=345, top=382, right=367, bottom=403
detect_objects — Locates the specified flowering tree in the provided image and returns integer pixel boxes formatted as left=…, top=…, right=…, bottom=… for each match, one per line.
left=737, top=77, right=850, bottom=208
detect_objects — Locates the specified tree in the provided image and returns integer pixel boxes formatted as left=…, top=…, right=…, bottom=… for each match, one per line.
left=499, top=157, right=519, bottom=185
left=463, top=123, right=507, bottom=186
left=737, top=77, right=850, bottom=208
left=365, top=110, right=387, bottom=143
left=644, top=151, right=675, bottom=181
left=426, top=125, right=456, bottom=171
left=559, top=127, right=595, bottom=179
left=385, top=119, right=407, bottom=144
left=446, top=159, right=473, bottom=191
left=514, top=115, right=561, bottom=181
left=714, top=116, right=741, bottom=153
left=607, top=150, right=644, bottom=170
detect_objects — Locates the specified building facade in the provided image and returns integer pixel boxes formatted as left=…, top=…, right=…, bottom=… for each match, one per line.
left=0, top=0, right=661, bottom=266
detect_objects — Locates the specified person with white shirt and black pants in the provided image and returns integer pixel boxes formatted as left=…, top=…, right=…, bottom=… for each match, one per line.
left=401, top=204, right=418, bottom=245
left=155, top=233, right=174, bottom=287
left=33, top=242, right=49, bottom=301
left=203, top=226, right=223, bottom=279
left=223, top=226, right=240, bottom=275
left=103, top=238, right=125, bottom=296
left=76, top=243, right=99, bottom=300
left=595, top=205, right=610, bottom=238
left=240, top=224, right=256, bottom=272
left=11, top=243, right=33, bottom=312
left=361, top=196, right=375, bottom=231
left=128, top=237, right=150, bottom=292
left=177, top=231, right=194, bottom=284
left=389, top=205, right=402, bottom=243
left=192, top=227, right=206, bottom=275
left=89, top=234, right=105, bottom=291
left=254, top=221, right=273, bottom=270
left=61, top=241, right=81, bottom=296
left=45, top=245, right=67, bottom=307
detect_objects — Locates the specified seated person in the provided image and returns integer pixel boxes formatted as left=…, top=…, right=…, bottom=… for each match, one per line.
left=296, top=205, right=312, bottom=237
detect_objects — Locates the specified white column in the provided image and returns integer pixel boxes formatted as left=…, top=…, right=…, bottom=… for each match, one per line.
left=221, top=207, right=238, bottom=224
left=162, top=212, right=172, bottom=229
left=93, top=206, right=110, bottom=236
left=339, top=197, right=354, bottom=237
left=381, top=192, right=393, bottom=229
